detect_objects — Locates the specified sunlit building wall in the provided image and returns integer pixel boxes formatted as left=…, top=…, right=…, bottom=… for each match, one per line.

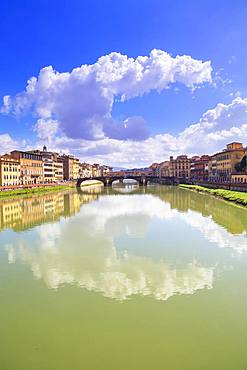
left=0, top=155, right=21, bottom=186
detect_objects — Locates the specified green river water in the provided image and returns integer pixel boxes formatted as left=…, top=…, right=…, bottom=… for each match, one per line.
left=0, top=185, right=247, bottom=370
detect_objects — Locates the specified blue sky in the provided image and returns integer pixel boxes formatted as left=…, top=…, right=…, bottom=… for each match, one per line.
left=1, top=0, right=247, bottom=167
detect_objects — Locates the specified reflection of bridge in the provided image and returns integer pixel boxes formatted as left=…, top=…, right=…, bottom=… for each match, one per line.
left=76, top=176, right=177, bottom=187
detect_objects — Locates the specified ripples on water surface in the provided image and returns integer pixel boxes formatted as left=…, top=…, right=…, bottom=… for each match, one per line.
left=0, top=185, right=247, bottom=370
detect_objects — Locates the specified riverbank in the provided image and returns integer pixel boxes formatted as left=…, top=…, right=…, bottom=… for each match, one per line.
left=0, top=184, right=74, bottom=199
left=179, top=184, right=247, bottom=207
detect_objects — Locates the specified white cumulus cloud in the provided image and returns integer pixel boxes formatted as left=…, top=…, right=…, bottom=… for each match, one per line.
left=3, top=50, right=247, bottom=167
left=33, top=118, right=59, bottom=143
left=2, top=49, right=212, bottom=142
left=42, top=96, right=247, bottom=167
left=0, top=133, right=19, bottom=154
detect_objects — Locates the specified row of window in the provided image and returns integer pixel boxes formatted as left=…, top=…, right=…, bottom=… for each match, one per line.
left=217, top=153, right=241, bottom=161
left=2, top=167, right=20, bottom=172
left=216, top=154, right=230, bottom=161
left=21, top=162, right=43, bottom=167
left=3, top=175, right=19, bottom=180
left=217, top=169, right=231, bottom=174
left=21, top=170, right=42, bottom=175
left=233, top=177, right=247, bottom=183
left=173, top=166, right=190, bottom=170
left=20, top=153, right=42, bottom=161
left=1, top=181, right=20, bottom=186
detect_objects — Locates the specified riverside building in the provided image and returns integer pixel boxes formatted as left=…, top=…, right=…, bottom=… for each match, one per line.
left=79, top=163, right=93, bottom=178
left=0, top=155, right=20, bottom=186
left=155, top=161, right=173, bottom=177
left=231, top=147, right=247, bottom=184
left=190, top=155, right=210, bottom=181
left=208, top=142, right=245, bottom=183
left=10, top=150, right=43, bottom=185
left=28, top=147, right=64, bottom=183
left=60, top=155, right=80, bottom=180
left=169, top=155, right=192, bottom=179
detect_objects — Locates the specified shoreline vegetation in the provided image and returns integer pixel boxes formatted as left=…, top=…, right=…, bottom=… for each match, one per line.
left=0, top=180, right=103, bottom=200
left=179, top=184, right=247, bottom=207
left=0, top=185, right=74, bottom=199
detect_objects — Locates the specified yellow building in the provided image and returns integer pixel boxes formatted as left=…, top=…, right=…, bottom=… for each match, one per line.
left=72, top=157, right=80, bottom=179
left=231, top=173, right=247, bottom=184
left=0, top=155, right=20, bottom=186
left=60, top=155, right=79, bottom=180
left=208, top=142, right=245, bottom=182
left=231, top=147, right=247, bottom=184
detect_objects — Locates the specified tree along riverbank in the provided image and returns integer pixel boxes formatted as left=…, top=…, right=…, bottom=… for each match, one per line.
left=0, top=185, right=74, bottom=199
left=179, top=184, right=247, bottom=207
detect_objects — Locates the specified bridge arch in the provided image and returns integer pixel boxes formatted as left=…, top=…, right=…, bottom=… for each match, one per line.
left=76, top=176, right=150, bottom=187
left=77, top=177, right=107, bottom=187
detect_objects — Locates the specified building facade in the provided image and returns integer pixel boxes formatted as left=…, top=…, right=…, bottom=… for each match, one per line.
left=60, top=155, right=79, bottom=180
left=0, top=155, right=21, bottom=186
left=79, top=163, right=93, bottom=178
left=191, top=155, right=210, bottom=181
left=72, top=157, right=80, bottom=179
left=169, top=155, right=192, bottom=179
left=156, top=161, right=173, bottom=177
left=10, top=151, right=43, bottom=185
left=54, top=160, right=64, bottom=182
left=29, top=147, right=64, bottom=182
left=92, top=164, right=101, bottom=177
left=231, top=148, right=247, bottom=184
left=100, top=165, right=112, bottom=177
left=43, top=158, right=56, bottom=183
left=208, top=142, right=245, bottom=182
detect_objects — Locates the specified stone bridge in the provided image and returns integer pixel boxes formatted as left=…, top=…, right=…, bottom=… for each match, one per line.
left=76, top=176, right=177, bottom=187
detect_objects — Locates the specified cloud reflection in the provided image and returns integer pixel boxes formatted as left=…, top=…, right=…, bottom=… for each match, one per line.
left=2, top=191, right=246, bottom=301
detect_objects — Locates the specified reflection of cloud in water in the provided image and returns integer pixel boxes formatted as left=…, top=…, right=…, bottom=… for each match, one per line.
left=3, top=194, right=246, bottom=301
left=6, top=237, right=213, bottom=301
left=78, top=194, right=247, bottom=252
left=79, top=195, right=174, bottom=235
left=181, top=210, right=247, bottom=253
left=79, top=183, right=104, bottom=194
left=112, top=184, right=139, bottom=193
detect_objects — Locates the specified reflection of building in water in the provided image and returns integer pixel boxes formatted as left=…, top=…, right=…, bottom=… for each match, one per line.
left=78, top=184, right=104, bottom=194
left=0, top=199, right=23, bottom=230
left=0, top=193, right=66, bottom=231
left=63, top=193, right=81, bottom=216
left=0, top=191, right=99, bottom=232
left=157, top=186, right=247, bottom=235
left=3, top=189, right=247, bottom=300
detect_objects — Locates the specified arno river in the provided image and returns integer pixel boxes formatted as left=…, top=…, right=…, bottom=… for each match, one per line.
left=0, top=185, right=247, bottom=370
